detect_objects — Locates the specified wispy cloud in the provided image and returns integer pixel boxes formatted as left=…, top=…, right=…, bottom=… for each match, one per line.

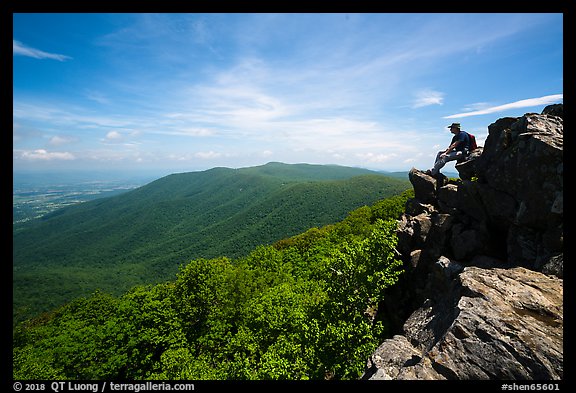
left=105, top=131, right=123, bottom=140
left=13, top=40, right=72, bottom=61
left=48, top=135, right=77, bottom=146
left=16, top=149, right=76, bottom=161
left=85, top=90, right=111, bottom=105
left=444, top=94, right=563, bottom=118
left=412, top=89, right=444, bottom=108
left=195, top=151, right=223, bottom=159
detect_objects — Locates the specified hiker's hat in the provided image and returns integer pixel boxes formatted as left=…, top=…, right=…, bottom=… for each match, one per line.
left=447, top=122, right=461, bottom=129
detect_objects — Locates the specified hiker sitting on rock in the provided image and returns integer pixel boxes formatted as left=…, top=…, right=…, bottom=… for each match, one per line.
left=427, top=122, right=471, bottom=177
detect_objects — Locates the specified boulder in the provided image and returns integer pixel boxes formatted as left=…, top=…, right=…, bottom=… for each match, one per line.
left=364, top=267, right=563, bottom=380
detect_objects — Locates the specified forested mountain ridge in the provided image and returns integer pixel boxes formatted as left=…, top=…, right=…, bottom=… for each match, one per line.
left=13, top=162, right=410, bottom=322
left=13, top=183, right=414, bottom=380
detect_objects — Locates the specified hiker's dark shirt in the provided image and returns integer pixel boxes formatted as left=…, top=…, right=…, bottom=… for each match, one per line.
left=451, top=131, right=470, bottom=153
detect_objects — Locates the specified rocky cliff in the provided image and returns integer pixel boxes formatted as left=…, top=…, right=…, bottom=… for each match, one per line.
left=362, top=105, right=563, bottom=380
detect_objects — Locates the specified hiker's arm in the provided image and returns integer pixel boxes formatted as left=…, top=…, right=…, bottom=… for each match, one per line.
left=443, top=141, right=461, bottom=155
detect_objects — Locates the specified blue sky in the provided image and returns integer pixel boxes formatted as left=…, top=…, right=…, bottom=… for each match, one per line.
left=13, top=13, right=563, bottom=175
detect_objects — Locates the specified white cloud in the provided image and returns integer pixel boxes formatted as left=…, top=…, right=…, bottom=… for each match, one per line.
left=13, top=40, right=72, bottom=61
left=13, top=102, right=133, bottom=129
left=195, top=151, right=222, bottom=159
left=85, top=90, right=110, bottom=104
left=48, top=135, right=76, bottom=146
left=356, top=152, right=399, bottom=163
left=412, top=89, right=444, bottom=108
left=17, top=149, right=76, bottom=161
left=444, top=94, right=563, bottom=119
left=161, top=128, right=215, bottom=137
left=106, top=131, right=123, bottom=140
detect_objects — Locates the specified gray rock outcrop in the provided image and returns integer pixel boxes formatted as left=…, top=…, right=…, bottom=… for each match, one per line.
left=362, top=105, right=563, bottom=380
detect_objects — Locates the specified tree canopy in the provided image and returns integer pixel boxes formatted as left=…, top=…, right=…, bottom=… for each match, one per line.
left=13, top=190, right=413, bottom=380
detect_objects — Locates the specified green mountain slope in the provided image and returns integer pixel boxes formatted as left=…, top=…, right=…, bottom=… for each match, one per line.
left=13, top=162, right=410, bottom=321
left=13, top=189, right=414, bottom=380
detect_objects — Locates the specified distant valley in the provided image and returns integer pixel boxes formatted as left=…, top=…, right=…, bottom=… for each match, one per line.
left=13, top=162, right=411, bottom=322
left=13, top=171, right=162, bottom=224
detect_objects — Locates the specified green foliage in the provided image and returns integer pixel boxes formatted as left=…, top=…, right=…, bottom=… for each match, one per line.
left=13, top=164, right=410, bottom=322
left=14, top=186, right=410, bottom=380
left=371, top=189, right=414, bottom=223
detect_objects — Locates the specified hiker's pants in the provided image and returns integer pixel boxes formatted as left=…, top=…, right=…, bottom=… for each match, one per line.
left=431, top=150, right=465, bottom=176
